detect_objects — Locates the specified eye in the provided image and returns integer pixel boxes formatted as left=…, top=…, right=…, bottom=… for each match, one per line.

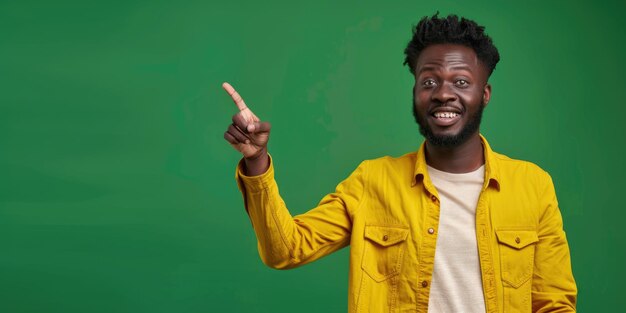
left=422, top=78, right=437, bottom=88
left=455, top=79, right=469, bottom=87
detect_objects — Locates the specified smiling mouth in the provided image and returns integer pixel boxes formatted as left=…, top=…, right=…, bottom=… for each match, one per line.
left=430, top=111, right=462, bottom=126
left=432, top=112, right=460, bottom=119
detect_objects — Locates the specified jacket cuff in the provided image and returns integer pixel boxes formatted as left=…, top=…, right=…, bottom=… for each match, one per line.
left=235, top=154, right=275, bottom=193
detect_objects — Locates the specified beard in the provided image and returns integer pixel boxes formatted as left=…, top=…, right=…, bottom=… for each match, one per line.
left=413, top=98, right=485, bottom=147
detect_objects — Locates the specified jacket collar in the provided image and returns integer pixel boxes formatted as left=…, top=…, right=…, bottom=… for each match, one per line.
left=412, top=134, right=501, bottom=192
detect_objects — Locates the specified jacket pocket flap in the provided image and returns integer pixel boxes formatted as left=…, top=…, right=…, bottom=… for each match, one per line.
left=496, top=229, right=538, bottom=249
left=364, top=225, right=409, bottom=247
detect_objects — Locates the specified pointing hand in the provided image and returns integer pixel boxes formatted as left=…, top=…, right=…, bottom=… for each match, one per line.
left=222, top=82, right=271, bottom=160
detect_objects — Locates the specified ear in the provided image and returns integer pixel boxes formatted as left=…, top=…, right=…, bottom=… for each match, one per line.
left=482, top=83, right=492, bottom=107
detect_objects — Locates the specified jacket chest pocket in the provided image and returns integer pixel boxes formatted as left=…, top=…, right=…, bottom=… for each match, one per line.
left=361, top=225, right=409, bottom=282
left=496, top=229, right=539, bottom=288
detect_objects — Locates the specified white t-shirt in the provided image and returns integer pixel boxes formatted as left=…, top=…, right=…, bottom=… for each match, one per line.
left=427, top=164, right=486, bottom=313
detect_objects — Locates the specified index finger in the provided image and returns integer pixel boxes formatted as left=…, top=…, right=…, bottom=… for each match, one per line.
left=222, top=82, right=248, bottom=111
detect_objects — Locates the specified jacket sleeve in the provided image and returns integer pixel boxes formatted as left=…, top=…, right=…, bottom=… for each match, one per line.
left=235, top=156, right=367, bottom=269
left=532, top=172, right=577, bottom=312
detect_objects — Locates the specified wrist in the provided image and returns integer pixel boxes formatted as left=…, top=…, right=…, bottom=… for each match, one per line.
left=243, top=148, right=269, bottom=176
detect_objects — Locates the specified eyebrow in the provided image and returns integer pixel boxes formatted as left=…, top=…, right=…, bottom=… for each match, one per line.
left=418, top=65, right=474, bottom=74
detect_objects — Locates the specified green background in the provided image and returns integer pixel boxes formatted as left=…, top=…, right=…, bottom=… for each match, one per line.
left=1, top=0, right=624, bottom=312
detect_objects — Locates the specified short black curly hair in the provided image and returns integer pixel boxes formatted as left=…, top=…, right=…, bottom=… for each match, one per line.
left=404, top=13, right=500, bottom=77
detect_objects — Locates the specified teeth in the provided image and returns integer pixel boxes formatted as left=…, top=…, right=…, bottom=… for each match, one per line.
left=434, top=112, right=459, bottom=118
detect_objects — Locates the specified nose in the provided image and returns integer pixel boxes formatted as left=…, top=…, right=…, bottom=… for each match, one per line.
left=431, top=82, right=457, bottom=103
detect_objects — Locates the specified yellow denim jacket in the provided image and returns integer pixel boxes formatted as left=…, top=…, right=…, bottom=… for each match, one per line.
left=235, top=135, right=577, bottom=312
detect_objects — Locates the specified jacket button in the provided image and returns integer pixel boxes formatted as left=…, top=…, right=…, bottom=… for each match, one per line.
left=382, top=235, right=389, bottom=241
left=431, top=195, right=437, bottom=202
left=421, top=280, right=428, bottom=287
left=428, top=228, right=435, bottom=235
left=515, top=237, right=521, bottom=244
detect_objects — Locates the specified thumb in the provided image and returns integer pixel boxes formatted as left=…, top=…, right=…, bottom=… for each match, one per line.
left=247, top=121, right=271, bottom=133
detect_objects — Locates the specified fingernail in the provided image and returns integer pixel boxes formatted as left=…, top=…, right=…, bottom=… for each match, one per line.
left=247, top=124, right=255, bottom=132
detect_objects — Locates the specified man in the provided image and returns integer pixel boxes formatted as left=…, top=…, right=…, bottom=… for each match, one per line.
left=223, top=14, right=577, bottom=313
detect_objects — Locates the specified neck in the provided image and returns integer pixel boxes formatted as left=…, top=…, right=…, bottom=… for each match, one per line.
left=424, top=132, right=485, bottom=173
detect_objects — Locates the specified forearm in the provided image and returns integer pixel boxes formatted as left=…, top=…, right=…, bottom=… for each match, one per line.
left=236, top=157, right=351, bottom=269
left=235, top=157, right=358, bottom=269
left=245, top=180, right=298, bottom=269
left=531, top=231, right=577, bottom=312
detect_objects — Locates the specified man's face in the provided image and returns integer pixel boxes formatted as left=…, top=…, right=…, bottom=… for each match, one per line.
left=412, top=44, right=491, bottom=147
